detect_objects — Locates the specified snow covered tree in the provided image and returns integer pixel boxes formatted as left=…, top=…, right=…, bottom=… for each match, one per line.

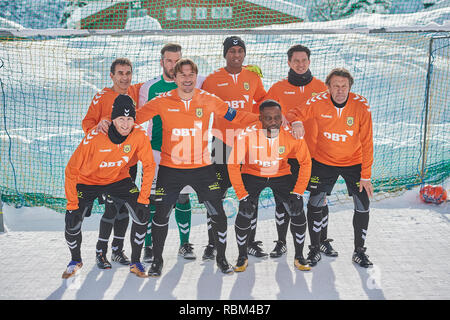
left=309, top=0, right=392, bottom=21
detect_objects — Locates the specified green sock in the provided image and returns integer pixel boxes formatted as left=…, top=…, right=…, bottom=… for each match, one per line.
left=144, top=204, right=155, bottom=247
left=175, top=200, right=192, bottom=245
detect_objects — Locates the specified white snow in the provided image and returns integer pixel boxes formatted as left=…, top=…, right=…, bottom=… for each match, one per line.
left=125, top=16, right=162, bottom=30
left=0, top=187, right=448, bottom=300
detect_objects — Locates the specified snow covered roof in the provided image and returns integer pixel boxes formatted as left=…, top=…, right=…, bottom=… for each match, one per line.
left=66, top=1, right=123, bottom=29
left=0, top=17, right=25, bottom=30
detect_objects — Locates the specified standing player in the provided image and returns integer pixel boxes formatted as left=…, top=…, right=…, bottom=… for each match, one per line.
left=201, top=36, right=267, bottom=260
left=82, top=58, right=143, bottom=268
left=63, top=94, right=155, bottom=279
left=287, top=68, right=374, bottom=268
left=135, top=58, right=259, bottom=276
left=228, top=100, right=312, bottom=272
left=138, top=43, right=205, bottom=262
left=264, top=45, right=337, bottom=259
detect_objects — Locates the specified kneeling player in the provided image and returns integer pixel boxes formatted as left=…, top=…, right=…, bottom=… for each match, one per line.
left=62, top=95, right=155, bottom=279
left=228, top=100, right=312, bottom=272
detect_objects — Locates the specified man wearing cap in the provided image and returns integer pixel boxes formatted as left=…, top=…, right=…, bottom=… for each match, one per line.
left=82, top=58, right=143, bottom=268
left=62, top=94, right=156, bottom=279
left=201, top=36, right=268, bottom=260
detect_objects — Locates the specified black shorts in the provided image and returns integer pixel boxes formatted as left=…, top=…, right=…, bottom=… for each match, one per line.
left=211, top=137, right=232, bottom=191
left=242, top=173, right=295, bottom=204
left=154, top=165, right=223, bottom=205
left=307, top=159, right=362, bottom=196
left=76, top=178, right=139, bottom=215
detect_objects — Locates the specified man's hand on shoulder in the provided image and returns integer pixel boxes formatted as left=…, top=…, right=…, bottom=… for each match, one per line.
left=97, top=119, right=111, bottom=134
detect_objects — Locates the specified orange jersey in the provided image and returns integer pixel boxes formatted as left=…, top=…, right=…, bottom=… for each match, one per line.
left=264, top=77, right=327, bottom=157
left=82, top=83, right=143, bottom=134
left=65, top=125, right=155, bottom=210
left=135, top=88, right=259, bottom=169
left=286, top=92, right=374, bottom=179
left=201, top=67, right=266, bottom=136
left=228, top=122, right=312, bottom=200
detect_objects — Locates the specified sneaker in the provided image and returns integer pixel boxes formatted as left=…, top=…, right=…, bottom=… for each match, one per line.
left=202, top=244, right=216, bottom=261
left=270, top=240, right=287, bottom=258
left=111, top=250, right=131, bottom=265
left=306, top=245, right=321, bottom=267
left=320, top=239, right=338, bottom=257
left=148, top=258, right=164, bottom=277
left=234, top=256, right=248, bottom=272
left=352, top=247, right=373, bottom=268
left=294, top=256, right=311, bottom=271
left=247, top=241, right=268, bottom=258
left=178, top=243, right=196, bottom=260
left=216, top=257, right=234, bottom=274
left=96, top=252, right=112, bottom=269
left=62, top=260, right=83, bottom=279
left=142, top=246, right=153, bottom=263
left=130, top=262, right=148, bottom=278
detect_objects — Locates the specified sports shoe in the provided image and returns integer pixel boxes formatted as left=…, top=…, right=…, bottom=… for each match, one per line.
left=178, top=243, right=196, bottom=260
left=130, top=262, right=148, bottom=278
left=294, top=256, right=311, bottom=271
left=111, top=250, right=131, bottom=265
left=148, top=258, right=164, bottom=277
left=247, top=240, right=268, bottom=258
left=234, top=256, right=248, bottom=272
left=62, top=260, right=83, bottom=279
left=216, top=257, right=234, bottom=274
left=306, top=245, right=321, bottom=267
left=142, top=245, right=153, bottom=263
left=270, top=240, right=287, bottom=258
left=320, top=239, right=338, bottom=257
left=96, top=252, right=112, bottom=269
left=202, top=244, right=216, bottom=261
left=352, top=247, right=373, bottom=268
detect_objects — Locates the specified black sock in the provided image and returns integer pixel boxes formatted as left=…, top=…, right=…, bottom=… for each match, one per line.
left=248, top=206, right=258, bottom=244
left=307, top=204, right=323, bottom=247
left=235, top=213, right=251, bottom=257
left=320, top=205, right=329, bottom=242
left=112, top=206, right=129, bottom=252
left=290, top=212, right=307, bottom=258
left=353, top=210, right=369, bottom=249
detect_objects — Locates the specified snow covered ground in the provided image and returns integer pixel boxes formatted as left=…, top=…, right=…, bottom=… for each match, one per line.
left=0, top=187, right=448, bottom=300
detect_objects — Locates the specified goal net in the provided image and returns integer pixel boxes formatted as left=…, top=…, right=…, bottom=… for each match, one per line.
left=0, top=1, right=449, bottom=213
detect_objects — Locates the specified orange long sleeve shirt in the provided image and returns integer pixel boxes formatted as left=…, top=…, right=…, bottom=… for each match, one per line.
left=264, top=77, right=327, bottom=158
left=286, top=92, right=374, bottom=179
left=135, top=88, right=259, bottom=169
left=82, top=83, right=143, bottom=134
left=228, top=122, right=312, bottom=200
left=201, top=67, right=266, bottom=139
left=65, top=125, right=155, bottom=210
